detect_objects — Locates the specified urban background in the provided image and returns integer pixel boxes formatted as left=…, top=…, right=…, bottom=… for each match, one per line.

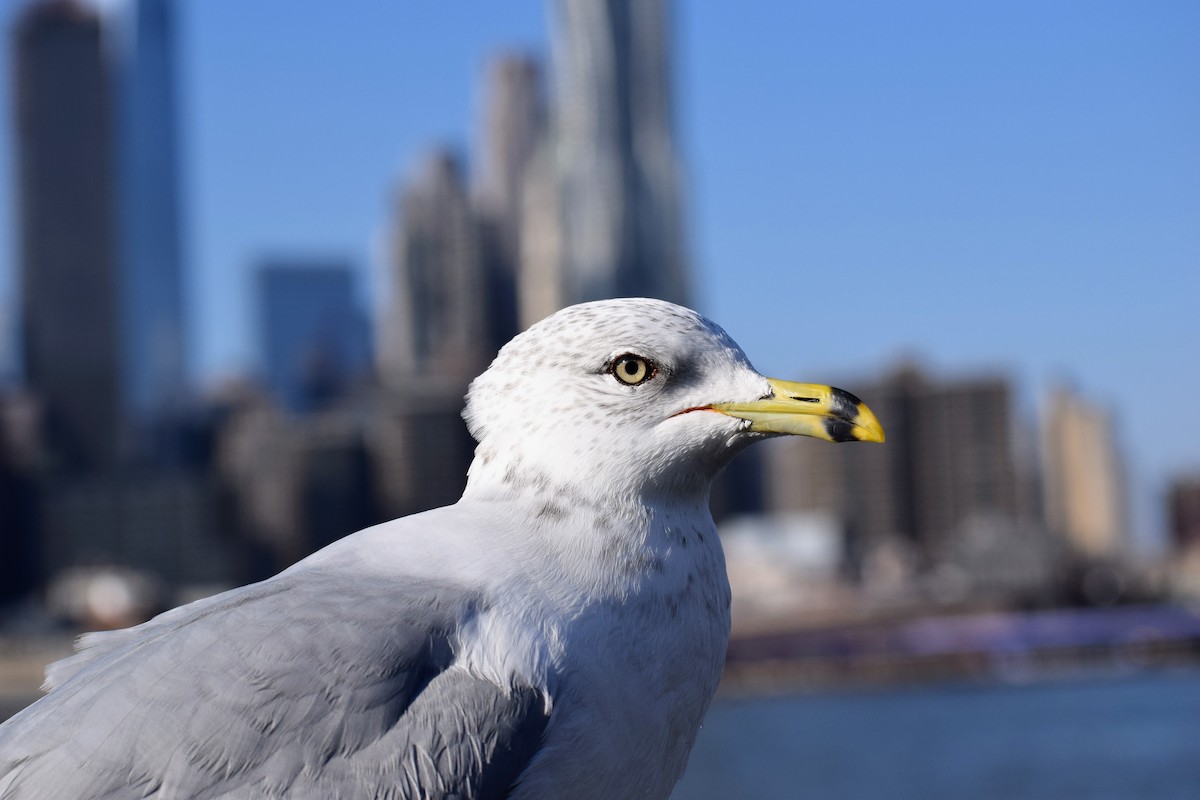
left=0, top=0, right=1198, bottom=796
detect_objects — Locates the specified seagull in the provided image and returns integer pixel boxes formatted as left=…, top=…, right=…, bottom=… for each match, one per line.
left=0, top=298, right=883, bottom=799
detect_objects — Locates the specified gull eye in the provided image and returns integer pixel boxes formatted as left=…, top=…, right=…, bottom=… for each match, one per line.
left=610, top=354, right=655, bottom=386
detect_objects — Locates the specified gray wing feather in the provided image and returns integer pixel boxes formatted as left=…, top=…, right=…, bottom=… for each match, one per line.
left=313, top=669, right=548, bottom=799
left=0, top=569, right=550, bottom=799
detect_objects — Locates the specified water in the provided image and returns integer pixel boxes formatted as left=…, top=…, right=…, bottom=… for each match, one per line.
left=6, top=668, right=1198, bottom=796
left=671, top=670, right=1200, bottom=799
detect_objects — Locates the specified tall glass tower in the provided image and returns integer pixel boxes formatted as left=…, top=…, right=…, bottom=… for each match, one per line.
left=113, top=0, right=187, bottom=429
left=15, top=0, right=120, bottom=471
left=552, top=0, right=689, bottom=308
left=257, top=261, right=371, bottom=414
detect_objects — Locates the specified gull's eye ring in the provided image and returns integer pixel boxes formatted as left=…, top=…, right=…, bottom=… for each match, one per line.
left=610, top=354, right=656, bottom=386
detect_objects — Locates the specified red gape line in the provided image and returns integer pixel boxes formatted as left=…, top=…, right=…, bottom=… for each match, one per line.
left=667, top=405, right=715, bottom=419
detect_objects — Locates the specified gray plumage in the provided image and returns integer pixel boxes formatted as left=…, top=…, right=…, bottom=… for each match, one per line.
left=1, top=572, right=547, bottom=798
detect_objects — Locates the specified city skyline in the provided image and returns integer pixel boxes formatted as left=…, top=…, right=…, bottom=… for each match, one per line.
left=0, top=1, right=1195, bottom=547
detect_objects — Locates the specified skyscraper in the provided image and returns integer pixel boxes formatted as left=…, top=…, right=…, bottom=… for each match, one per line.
left=0, top=298, right=15, bottom=384
left=14, top=0, right=189, bottom=468
left=521, top=0, right=689, bottom=326
left=373, top=150, right=491, bottom=519
left=0, top=392, right=40, bottom=604
left=474, top=54, right=545, bottom=346
left=216, top=400, right=378, bottom=572
left=1040, top=387, right=1128, bottom=559
left=257, top=261, right=370, bottom=413
left=15, top=0, right=120, bottom=471
left=377, top=150, right=490, bottom=388
left=113, top=0, right=187, bottom=428
left=1166, top=474, right=1200, bottom=596
left=1168, top=475, right=1200, bottom=554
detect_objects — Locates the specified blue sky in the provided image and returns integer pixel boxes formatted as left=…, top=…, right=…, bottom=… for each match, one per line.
left=0, top=1, right=1196, bottom=544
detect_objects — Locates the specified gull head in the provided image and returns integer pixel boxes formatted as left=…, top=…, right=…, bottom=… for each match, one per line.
left=463, top=298, right=883, bottom=503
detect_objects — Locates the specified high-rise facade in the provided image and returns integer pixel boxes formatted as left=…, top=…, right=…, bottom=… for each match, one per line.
left=113, top=0, right=187, bottom=427
left=373, top=151, right=489, bottom=518
left=0, top=298, right=15, bottom=384
left=377, top=150, right=490, bottom=387
left=521, top=0, right=689, bottom=326
left=1168, top=475, right=1200, bottom=554
left=1166, top=474, right=1200, bottom=597
left=15, top=0, right=120, bottom=471
left=0, top=392, right=40, bottom=604
left=1040, top=387, right=1128, bottom=558
left=474, top=54, right=544, bottom=346
left=14, top=0, right=188, bottom=468
left=257, top=261, right=370, bottom=413
left=216, top=399, right=378, bottom=572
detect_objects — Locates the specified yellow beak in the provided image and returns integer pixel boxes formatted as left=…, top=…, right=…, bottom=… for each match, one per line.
left=711, top=378, right=885, bottom=443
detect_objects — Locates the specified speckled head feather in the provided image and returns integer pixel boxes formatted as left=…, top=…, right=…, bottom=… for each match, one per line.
left=463, top=298, right=772, bottom=502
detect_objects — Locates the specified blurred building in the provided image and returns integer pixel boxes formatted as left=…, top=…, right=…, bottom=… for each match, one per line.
left=112, top=0, right=188, bottom=442
left=719, top=513, right=852, bottom=631
left=1166, top=474, right=1200, bottom=598
left=14, top=0, right=191, bottom=469
left=374, top=150, right=488, bottom=517
left=0, top=391, right=42, bottom=605
left=378, top=150, right=491, bottom=387
left=1168, top=475, right=1200, bottom=552
left=216, top=392, right=379, bottom=572
left=257, top=261, right=370, bottom=414
left=8, top=2, right=223, bottom=612
left=14, top=0, right=121, bottom=472
left=370, top=395, right=476, bottom=520
left=473, top=54, right=545, bottom=348
left=520, top=0, right=690, bottom=327
left=38, top=471, right=242, bottom=599
left=765, top=365, right=1040, bottom=598
left=0, top=299, right=15, bottom=384
left=1040, top=387, right=1128, bottom=559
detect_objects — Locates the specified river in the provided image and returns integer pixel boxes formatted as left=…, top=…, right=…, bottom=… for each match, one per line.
left=671, top=669, right=1200, bottom=799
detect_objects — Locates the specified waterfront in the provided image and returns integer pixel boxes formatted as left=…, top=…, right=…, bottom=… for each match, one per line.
left=672, top=669, right=1200, bottom=799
